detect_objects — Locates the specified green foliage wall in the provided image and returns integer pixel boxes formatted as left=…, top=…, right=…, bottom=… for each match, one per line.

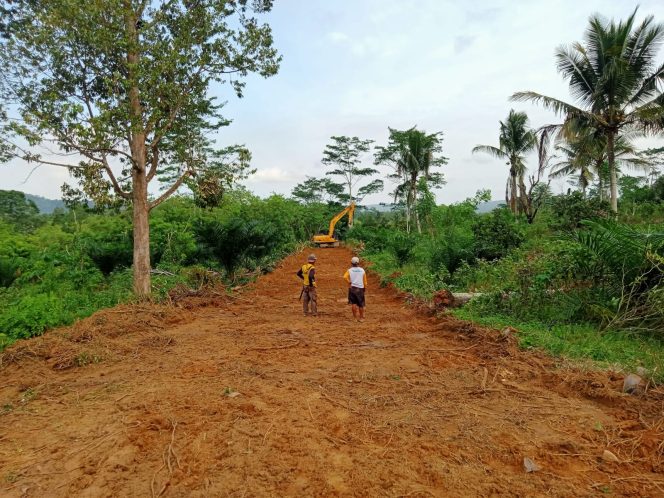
left=0, top=194, right=336, bottom=346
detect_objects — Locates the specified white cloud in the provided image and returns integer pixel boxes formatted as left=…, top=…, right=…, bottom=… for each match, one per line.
left=327, top=31, right=349, bottom=43
left=3, top=0, right=662, bottom=205
left=246, top=167, right=300, bottom=183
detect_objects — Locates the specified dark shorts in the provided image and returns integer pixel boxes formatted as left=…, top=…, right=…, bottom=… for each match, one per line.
left=348, top=286, right=365, bottom=307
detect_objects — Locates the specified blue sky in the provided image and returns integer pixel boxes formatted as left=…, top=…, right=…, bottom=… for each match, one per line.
left=1, top=0, right=662, bottom=203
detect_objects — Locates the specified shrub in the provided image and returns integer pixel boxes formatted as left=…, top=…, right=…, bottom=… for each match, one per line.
left=549, top=192, right=610, bottom=231
left=79, top=216, right=133, bottom=274
left=472, top=208, right=524, bottom=260
left=195, top=217, right=279, bottom=275
left=0, top=294, right=67, bottom=339
left=387, top=231, right=416, bottom=267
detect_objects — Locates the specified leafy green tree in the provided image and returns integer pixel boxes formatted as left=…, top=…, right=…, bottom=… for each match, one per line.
left=321, top=136, right=383, bottom=212
left=0, top=7, right=13, bottom=163
left=550, top=192, right=610, bottom=230
left=0, top=190, right=41, bottom=230
left=652, top=176, right=664, bottom=203
left=619, top=175, right=654, bottom=214
left=551, top=138, right=596, bottom=198
left=473, top=110, right=536, bottom=215
left=0, top=0, right=280, bottom=297
left=575, top=220, right=664, bottom=331
left=291, top=176, right=345, bottom=205
left=513, top=9, right=664, bottom=213
left=375, top=126, right=447, bottom=233
left=0, top=106, right=13, bottom=163
left=639, top=147, right=664, bottom=186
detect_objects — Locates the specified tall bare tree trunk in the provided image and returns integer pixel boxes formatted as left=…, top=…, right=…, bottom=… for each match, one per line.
left=412, top=177, right=421, bottom=234
left=518, top=174, right=528, bottom=216
left=132, top=166, right=151, bottom=298
left=347, top=180, right=353, bottom=227
left=404, top=202, right=411, bottom=233
left=509, top=171, right=518, bottom=215
left=127, top=6, right=151, bottom=298
left=607, top=131, right=618, bottom=214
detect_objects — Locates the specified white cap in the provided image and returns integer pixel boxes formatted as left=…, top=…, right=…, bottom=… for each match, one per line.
left=351, top=256, right=360, bottom=264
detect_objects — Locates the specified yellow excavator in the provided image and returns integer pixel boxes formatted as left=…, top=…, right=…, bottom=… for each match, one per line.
left=312, top=202, right=355, bottom=247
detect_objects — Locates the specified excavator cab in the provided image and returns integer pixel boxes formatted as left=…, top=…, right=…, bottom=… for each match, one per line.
left=312, top=202, right=355, bottom=247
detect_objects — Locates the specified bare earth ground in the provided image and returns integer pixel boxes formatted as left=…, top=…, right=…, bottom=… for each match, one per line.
left=0, top=247, right=663, bottom=497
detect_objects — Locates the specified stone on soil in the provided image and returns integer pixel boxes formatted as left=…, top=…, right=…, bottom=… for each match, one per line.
left=523, top=457, right=540, bottom=473
left=622, top=373, right=644, bottom=394
left=602, top=450, right=619, bottom=463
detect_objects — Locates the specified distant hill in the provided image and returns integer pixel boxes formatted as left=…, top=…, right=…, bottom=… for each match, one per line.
left=476, top=200, right=506, bottom=214
left=363, top=200, right=506, bottom=214
left=19, top=196, right=506, bottom=215
left=25, top=194, right=66, bottom=214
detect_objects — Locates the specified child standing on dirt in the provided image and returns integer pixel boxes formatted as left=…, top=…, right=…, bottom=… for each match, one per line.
left=344, top=256, right=367, bottom=322
left=297, top=254, right=317, bottom=316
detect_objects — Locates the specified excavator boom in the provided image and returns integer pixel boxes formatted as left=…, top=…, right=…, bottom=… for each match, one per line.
left=312, top=202, right=355, bottom=247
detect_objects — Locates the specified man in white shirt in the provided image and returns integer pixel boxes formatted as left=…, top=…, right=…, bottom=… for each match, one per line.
left=343, top=256, right=367, bottom=322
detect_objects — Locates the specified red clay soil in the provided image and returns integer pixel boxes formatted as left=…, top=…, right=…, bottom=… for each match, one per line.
left=0, top=247, right=663, bottom=497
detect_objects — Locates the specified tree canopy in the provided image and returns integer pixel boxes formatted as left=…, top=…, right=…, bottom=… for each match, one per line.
left=473, top=110, right=536, bottom=215
left=321, top=135, right=383, bottom=207
left=374, top=126, right=447, bottom=233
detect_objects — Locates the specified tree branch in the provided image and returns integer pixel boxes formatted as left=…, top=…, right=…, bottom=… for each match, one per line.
left=147, top=147, right=159, bottom=182
left=102, top=162, right=131, bottom=199
left=149, top=171, right=189, bottom=210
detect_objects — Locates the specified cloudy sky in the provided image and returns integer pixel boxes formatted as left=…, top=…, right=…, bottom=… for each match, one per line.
left=1, top=0, right=662, bottom=203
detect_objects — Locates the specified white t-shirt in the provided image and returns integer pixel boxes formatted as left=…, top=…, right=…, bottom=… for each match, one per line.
left=346, top=267, right=366, bottom=288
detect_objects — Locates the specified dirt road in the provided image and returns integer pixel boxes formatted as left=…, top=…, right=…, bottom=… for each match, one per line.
left=0, top=247, right=662, bottom=497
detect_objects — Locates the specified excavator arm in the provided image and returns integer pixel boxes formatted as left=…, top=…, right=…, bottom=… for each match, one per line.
left=312, top=202, right=355, bottom=247
left=326, top=202, right=355, bottom=237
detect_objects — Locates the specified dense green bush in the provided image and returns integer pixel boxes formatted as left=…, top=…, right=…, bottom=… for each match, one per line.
left=549, top=192, right=610, bottom=231
left=79, top=216, right=133, bottom=274
left=195, top=217, right=278, bottom=275
left=387, top=231, right=416, bottom=266
left=352, top=190, right=664, bottom=340
left=472, top=208, right=524, bottom=260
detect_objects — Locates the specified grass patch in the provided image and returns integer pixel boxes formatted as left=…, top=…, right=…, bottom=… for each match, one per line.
left=453, top=309, right=664, bottom=382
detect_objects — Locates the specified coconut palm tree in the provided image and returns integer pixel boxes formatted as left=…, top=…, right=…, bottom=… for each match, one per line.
left=473, top=110, right=536, bottom=215
left=551, top=143, right=595, bottom=196
left=374, top=127, right=447, bottom=233
left=551, top=126, right=647, bottom=199
left=512, top=9, right=664, bottom=213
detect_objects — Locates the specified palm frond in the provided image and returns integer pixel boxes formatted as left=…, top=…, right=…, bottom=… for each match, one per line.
left=472, top=144, right=507, bottom=160
left=577, top=219, right=664, bottom=284
left=510, top=92, right=592, bottom=121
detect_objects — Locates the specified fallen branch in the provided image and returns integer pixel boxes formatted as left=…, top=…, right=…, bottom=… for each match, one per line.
left=152, top=421, right=179, bottom=498
left=262, top=422, right=275, bottom=445
left=151, top=269, right=176, bottom=277
left=339, top=342, right=400, bottom=349
left=150, top=457, right=166, bottom=498
left=480, top=367, right=488, bottom=391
